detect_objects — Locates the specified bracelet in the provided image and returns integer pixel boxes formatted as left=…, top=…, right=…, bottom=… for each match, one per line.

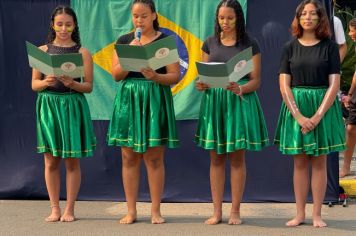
left=348, top=93, right=353, bottom=96
left=294, top=113, right=303, bottom=120
left=235, top=85, right=243, bottom=96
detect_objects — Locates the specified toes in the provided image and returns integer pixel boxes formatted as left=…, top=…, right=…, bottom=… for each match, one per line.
left=204, top=217, right=221, bottom=225
left=45, top=216, right=60, bottom=222
left=228, top=219, right=242, bottom=225
left=313, top=220, right=327, bottom=228
left=286, top=218, right=304, bottom=227
left=119, top=215, right=136, bottom=224
left=151, top=217, right=165, bottom=224
left=60, top=215, right=75, bottom=222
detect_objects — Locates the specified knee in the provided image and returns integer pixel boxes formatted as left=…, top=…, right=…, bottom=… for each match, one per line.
left=65, top=159, right=80, bottom=172
left=45, top=157, right=60, bottom=171
left=122, top=156, right=141, bottom=168
left=346, top=125, right=356, bottom=137
left=230, top=157, right=245, bottom=169
left=312, top=158, right=327, bottom=171
left=210, top=156, right=226, bottom=167
left=294, top=160, right=309, bottom=170
left=145, top=156, right=163, bottom=169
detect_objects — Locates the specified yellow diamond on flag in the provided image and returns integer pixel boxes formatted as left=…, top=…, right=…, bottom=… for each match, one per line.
left=92, top=13, right=203, bottom=95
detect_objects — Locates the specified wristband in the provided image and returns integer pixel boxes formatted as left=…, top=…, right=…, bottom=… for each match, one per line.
left=294, top=113, right=303, bottom=120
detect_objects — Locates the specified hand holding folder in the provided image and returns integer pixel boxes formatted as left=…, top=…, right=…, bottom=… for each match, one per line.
left=196, top=47, right=253, bottom=88
left=115, top=35, right=179, bottom=72
left=26, top=41, right=84, bottom=78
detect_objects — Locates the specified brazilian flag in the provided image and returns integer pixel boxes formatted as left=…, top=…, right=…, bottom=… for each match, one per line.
left=71, top=0, right=247, bottom=120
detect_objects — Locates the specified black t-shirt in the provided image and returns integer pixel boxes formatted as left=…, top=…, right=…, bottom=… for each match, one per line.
left=202, top=35, right=260, bottom=63
left=116, top=32, right=168, bottom=78
left=279, top=38, right=340, bottom=87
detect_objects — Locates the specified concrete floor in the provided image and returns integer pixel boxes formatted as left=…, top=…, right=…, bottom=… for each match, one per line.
left=1, top=200, right=356, bottom=236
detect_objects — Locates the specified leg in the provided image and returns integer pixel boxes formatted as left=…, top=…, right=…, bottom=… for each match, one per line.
left=228, top=150, right=246, bottom=225
left=340, top=124, right=356, bottom=177
left=120, top=147, right=142, bottom=224
left=311, top=155, right=327, bottom=228
left=205, top=150, right=226, bottom=225
left=61, top=158, right=81, bottom=222
left=143, top=146, right=165, bottom=224
left=286, top=154, right=309, bottom=227
left=44, top=153, right=61, bottom=222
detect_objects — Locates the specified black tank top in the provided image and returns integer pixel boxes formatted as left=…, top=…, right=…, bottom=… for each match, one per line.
left=44, top=44, right=82, bottom=93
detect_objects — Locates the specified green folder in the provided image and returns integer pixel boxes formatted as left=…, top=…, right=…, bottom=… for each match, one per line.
left=26, top=41, right=84, bottom=78
left=195, top=47, right=253, bottom=88
left=115, top=35, right=179, bottom=72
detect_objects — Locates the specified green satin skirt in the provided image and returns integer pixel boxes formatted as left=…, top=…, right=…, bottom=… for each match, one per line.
left=107, top=77, right=179, bottom=153
left=274, top=87, right=346, bottom=156
left=195, top=79, right=269, bottom=154
left=36, top=91, right=96, bottom=158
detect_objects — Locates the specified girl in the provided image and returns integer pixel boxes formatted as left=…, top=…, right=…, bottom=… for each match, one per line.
left=274, top=0, right=345, bottom=227
left=195, top=0, right=269, bottom=225
left=108, top=0, right=180, bottom=224
left=31, top=6, right=96, bottom=222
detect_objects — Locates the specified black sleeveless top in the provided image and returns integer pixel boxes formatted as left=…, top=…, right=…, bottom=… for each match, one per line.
left=44, top=44, right=82, bottom=93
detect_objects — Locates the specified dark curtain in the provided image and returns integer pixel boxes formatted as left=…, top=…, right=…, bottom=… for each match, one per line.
left=0, top=0, right=338, bottom=202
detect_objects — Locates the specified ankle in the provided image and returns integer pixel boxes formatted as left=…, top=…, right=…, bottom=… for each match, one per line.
left=127, top=210, right=137, bottom=216
left=213, top=210, right=222, bottom=217
left=295, top=212, right=305, bottom=218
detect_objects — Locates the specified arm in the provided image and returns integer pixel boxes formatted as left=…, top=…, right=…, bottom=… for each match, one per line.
left=348, top=71, right=356, bottom=96
left=196, top=52, right=210, bottom=91
left=309, top=74, right=340, bottom=127
left=339, top=43, right=347, bottom=63
left=112, top=38, right=143, bottom=81
left=334, top=17, right=347, bottom=63
left=279, top=74, right=315, bottom=134
left=31, top=45, right=56, bottom=91
left=59, top=47, right=94, bottom=93
left=111, top=48, right=129, bottom=82
left=344, top=71, right=356, bottom=108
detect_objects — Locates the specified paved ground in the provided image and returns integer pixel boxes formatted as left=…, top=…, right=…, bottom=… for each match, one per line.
left=1, top=200, right=356, bottom=236
left=0, top=156, right=355, bottom=236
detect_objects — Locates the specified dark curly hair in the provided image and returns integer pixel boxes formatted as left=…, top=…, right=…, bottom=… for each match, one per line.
left=291, top=0, right=331, bottom=39
left=349, top=18, right=356, bottom=28
left=132, top=0, right=159, bottom=31
left=47, top=5, right=81, bottom=46
left=214, top=0, right=247, bottom=46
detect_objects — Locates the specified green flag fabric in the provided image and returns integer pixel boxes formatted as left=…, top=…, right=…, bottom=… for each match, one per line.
left=71, top=0, right=247, bottom=120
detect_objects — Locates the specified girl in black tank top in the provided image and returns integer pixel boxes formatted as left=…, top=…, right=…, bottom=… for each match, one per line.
left=31, top=5, right=96, bottom=223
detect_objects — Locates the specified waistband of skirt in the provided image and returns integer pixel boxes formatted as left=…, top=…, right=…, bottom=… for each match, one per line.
left=39, top=90, right=83, bottom=96
left=292, top=86, right=328, bottom=90
left=124, top=77, right=150, bottom=81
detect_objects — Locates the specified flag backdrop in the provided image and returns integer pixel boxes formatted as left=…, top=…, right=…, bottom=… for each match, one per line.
left=71, top=0, right=247, bottom=120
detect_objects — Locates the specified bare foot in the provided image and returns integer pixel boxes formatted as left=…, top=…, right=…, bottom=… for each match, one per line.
left=228, top=211, right=242, bottom=225
left=313, top=217, right=327, bottom=228
left=45, top=206, right=61, bottom=222
left=339, top=169, right=351, bottom=178
left=119, top=213, right=136, bottom=224
left=286, top=216, right=305, bottom=227
left=151, top=214, right=166, bottom=224
left=60, top=208, right=75, bottom=222
left=204, top=215, right=222, bottom=225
